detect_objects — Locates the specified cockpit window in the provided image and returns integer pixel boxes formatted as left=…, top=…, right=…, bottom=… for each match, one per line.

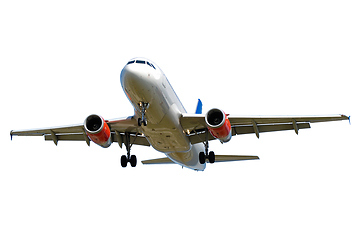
left=127, top=59, right=156, bottom=70
left=147, top=61, right=156, bottom=70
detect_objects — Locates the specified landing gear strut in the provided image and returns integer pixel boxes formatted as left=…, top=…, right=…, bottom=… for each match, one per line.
left=121, top=132, right=137, bottom=167
left=138, top=102, right=148, bottom=126
left=199, top=129, right=215, bottom=164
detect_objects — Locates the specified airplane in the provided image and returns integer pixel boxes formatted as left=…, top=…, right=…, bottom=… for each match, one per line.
left=10, top=57, right=350, bottom=171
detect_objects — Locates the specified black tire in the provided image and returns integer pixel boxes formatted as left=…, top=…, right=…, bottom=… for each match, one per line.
left=121, top=155, right=128, bottom=167
left=138, top=118, right=142, bottom=126
left=199, top=152, right=205, bottom=164
left=130, top=155, right=137, bottom=167
left=209, top=151, right=215, bottom=164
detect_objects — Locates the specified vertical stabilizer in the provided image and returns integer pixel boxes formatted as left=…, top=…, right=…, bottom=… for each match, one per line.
left=195, top=99, right=203, bottom=114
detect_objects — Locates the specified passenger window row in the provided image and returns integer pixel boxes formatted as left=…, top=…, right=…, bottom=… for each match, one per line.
left=127, top=60, right=156, bottom=70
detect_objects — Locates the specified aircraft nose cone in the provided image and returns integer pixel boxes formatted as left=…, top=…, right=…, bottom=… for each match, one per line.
left=121, top=64, right=139, bottom=87
left=120, top=64, right=153, bottom=103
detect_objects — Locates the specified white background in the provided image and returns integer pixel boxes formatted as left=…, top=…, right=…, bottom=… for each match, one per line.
left=1, top=1, right=359, bottom=239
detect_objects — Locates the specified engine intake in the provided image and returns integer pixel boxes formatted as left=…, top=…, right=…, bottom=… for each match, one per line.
left=205, top=108, right=232, bottom=143
left=84, top=114, right=112, bottom=148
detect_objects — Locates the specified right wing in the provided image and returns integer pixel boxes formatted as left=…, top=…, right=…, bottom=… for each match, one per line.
left=10, top=116, right=150, bottom=147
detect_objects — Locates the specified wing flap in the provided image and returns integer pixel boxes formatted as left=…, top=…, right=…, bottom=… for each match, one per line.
left=43, top=132, right=150, bottom=147
left=232, top=122, right=310, bottom=135
left=44, top=133, right=85, bottom=141
left=188, top=123, right=311, bottom=144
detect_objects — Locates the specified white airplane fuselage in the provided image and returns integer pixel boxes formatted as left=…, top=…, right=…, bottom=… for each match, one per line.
left=120, top=58, right=206, bottom=170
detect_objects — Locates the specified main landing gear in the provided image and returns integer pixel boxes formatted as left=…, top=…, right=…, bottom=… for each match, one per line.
left=122, top=101, right=148, bottom=167
left=121, top=132, right=137, bottom=168
left=199, top=129, right=215, bottom=164
left=137, top=102, right=148, bottom=126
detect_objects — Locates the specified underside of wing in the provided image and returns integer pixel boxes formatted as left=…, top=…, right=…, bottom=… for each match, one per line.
left=10, top=116, right=150, bottom=147
left=10, top=123, right=88, bottom=145
left=228, top=115, right=349, bottom=125
left=180, top=113, right=349, bottom=145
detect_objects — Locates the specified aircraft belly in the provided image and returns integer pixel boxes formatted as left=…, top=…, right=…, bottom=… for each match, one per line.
left=143, top=103, right=190, bottom=153
left=145, top=130, right=190, bottom=152
left=146, top=85, right=169, bottom=124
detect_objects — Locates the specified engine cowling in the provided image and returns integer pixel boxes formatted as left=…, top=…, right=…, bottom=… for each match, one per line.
left=84, top=114, right=112, bottom=148
left=205, top=108, right=232, bottom=143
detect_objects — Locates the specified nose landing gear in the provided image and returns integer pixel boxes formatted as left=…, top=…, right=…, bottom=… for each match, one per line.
left=138, top=102, right=148, bottom=126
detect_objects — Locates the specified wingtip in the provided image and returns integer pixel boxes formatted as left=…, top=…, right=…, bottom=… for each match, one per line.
left=340, top=114, right=351, bottom=125
left=10, top=130, right=13, bottom=141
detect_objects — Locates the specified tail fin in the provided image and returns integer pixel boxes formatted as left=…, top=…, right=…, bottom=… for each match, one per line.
left=195, top=99, right=203, bottom=114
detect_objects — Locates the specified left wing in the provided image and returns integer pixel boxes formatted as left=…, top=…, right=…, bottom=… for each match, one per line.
left=180, top=114, right=349, bottom=144
left=10, top=116, right=150, bottom=147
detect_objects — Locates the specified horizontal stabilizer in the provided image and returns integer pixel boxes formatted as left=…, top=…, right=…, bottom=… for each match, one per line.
left=142, top=158, right=175, bottom=164
left=212, top=155, right=259, bottom=163
left=141, top=155, right=259, bottom=165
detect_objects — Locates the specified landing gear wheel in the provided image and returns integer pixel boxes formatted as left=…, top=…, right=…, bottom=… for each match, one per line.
left=121, top=155, right=128, bottom=168
left=199, top=151, right=216, bottom=164
left=199, top=152, right=206, bottom=164
left=209, top=151, right=215, bottom=164
left=130, top=155, right=137, bottom=167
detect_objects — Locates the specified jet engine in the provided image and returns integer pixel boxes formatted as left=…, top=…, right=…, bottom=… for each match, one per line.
left=205, top=108, right=232, bottom=143
left=84, top=114, right=112, bottom=148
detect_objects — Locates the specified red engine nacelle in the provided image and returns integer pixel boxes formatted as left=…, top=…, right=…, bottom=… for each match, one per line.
left=205, top=108, right=232, bottom=143
left=84, top=114, right=112, bottom=148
